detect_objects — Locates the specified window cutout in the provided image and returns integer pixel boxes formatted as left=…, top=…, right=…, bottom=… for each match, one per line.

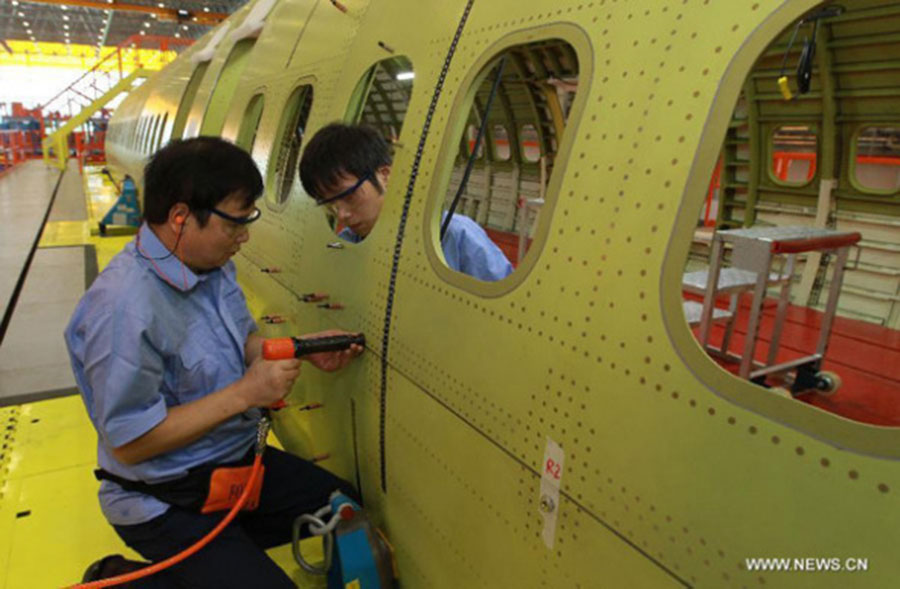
left=170, top=61, right=209, bottom=141
left=236, top=93, right=265, bottom=153
left=269, top=84, right=313, bottom=206
left=349, top=56, right=414, bottom=144
left=201, top=39, right=256, bottom=136
left=438, top=38, right=580, bottom=282
left=155, top=112, right=169, bottom=151
left=493, top=124, right=511, bottom=161
left=146, top=115, right=159, bottom=154
left=771, top=125, right=817, bottom=186
left=520, top=124, right=541, bottom=163
left=466, top=124, right=484, bottom=158
left=854, top=127, right=900, bottom=193
left=675, top=7, right=900, bottom=442
left=327, top=57, right=415, bottom=240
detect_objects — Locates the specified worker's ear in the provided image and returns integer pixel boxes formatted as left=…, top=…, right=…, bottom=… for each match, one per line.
left=375, top=165, right=391, bottom=191
left=169, top=203, right=190, bottom=231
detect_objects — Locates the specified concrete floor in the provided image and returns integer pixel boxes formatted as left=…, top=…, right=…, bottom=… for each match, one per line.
left=0, top=162, right=61, bottom=323
left=0, top=160, right=91, bottom=405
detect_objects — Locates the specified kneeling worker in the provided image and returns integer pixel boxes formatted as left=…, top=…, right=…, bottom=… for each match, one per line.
left=299, top=123, right=514, bottom=282
left=65, top=137, right=363, bottom=588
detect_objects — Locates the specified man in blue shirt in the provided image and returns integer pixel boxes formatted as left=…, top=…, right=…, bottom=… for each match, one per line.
left=65, top=137, right=362, bottom=587
left=299, top=123, right=514, bottom=282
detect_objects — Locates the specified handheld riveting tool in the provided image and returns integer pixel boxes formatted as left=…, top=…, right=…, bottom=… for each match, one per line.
left=262, top=333, right=367, bottom=411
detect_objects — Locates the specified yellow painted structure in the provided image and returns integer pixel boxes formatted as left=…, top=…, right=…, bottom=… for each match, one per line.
left=42, top=70, right=151, bottom=170
left=52, top=0, right=900, bottom=587
left=0, top=40, right=177, bottom=73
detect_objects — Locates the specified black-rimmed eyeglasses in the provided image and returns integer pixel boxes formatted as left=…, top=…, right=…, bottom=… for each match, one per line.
left=314, top=172, right=373, bottom=207
left=208, top=206, right=262, bottom=226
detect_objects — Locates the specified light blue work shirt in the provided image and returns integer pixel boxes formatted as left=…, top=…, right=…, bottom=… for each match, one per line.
left=339, top=213, right=513, bottom=281
left=64, top=223, right=259, bottom=526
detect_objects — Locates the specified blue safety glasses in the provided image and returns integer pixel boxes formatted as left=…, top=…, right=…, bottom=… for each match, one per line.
left=314, top=172, right=373, bottom=207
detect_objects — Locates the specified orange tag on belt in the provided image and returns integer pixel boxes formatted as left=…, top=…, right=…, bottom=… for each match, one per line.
left=201, top=465, right=265, bottom=514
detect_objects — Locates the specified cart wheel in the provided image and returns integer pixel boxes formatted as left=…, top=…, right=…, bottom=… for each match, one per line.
left=815, top=371, right=842, bottom=396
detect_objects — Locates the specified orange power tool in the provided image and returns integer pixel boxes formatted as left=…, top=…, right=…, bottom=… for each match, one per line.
left=263, top=334, right=366, bottom=409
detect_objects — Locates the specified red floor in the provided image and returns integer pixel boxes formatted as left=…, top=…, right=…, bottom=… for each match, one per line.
left=686, top=292, right=900, bottom=427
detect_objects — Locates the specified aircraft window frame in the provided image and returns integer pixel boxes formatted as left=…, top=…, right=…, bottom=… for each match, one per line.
left=422, top=25, right=592, bottom=297
left=520, top=123, right=542, bottom=163
left=200, top=38, right=258, bottom=136
left=465, top=123, right=485, bottom=159
left=141, top=116, right=152, bottom=152
left=492, top=124, right=511, bottom=161
left=266, top=81, right=315, bottom=211
left=136, top=116, right=146, bottom=151
left=346, top=55, right=414, bottom=141
left=850, top=125, right=900, bottom=196
left=155, top=112, right=169, bottom=152
left=171, top=61, right=210, bottom=142
left=333, top=56, right=415, bottom=240
left=236, top=92, right=266, bottom=154
left=146, top=114, right=160, bottom=154
left=767, top=123, right=818, bottom=188
left=662, top=10, right=900, bottom=459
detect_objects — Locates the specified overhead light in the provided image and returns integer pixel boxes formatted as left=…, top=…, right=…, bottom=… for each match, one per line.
left=30, top=36, right=35, bottom=41
left=174, top=32, right=180, bottom=38
left=182, top=24, right=188, bottom=30
left=203, top=7, right=210, bottom=12
left=63, top=15, right=69, bottom=21
left=23, top=21, right=29, bottom=26
left=61, top=4, right=68, bottom=9
left=12, top=1, right=19, bottom=6
left=18, top=11, right=24, bottom=17
left=158, top=2, right=165, bottom=7
left=144, top=22, right=150, bottom=28
left=26, top=29, right=32, bottom=34
left=63, top=25, right=69, bottom=30
left=140, top=30, right=146, bottom=36
left=396, top=72, right=415, bottom=81
left=151, top=14, right=157, bottom=19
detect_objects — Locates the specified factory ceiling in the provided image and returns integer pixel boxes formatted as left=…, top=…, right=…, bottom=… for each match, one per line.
left=0, top=0, right=247, bottom=49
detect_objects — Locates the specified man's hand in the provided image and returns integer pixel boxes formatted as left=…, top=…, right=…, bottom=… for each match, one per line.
left=240, top=356, right=301, bottom=408
left=300, top=330, right=365, bottom=372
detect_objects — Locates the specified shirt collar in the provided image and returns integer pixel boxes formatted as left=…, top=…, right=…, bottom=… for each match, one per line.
left=135, top=223, right=201, bottom=292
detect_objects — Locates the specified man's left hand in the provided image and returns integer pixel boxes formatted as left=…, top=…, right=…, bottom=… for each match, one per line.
left=300, top=330, right=365, bottom=372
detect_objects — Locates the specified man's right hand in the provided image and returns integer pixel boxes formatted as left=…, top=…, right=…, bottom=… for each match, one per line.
left=240, top=357, right=301, bottom=408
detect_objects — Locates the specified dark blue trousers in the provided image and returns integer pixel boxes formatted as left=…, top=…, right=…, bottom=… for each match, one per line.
left=113, top=446, right=357, bottom=588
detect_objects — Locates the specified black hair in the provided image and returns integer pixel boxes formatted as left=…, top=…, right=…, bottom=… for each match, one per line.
left=143, top=136, right=263, bottom=226
left=299, top=123, right=392, bottom=201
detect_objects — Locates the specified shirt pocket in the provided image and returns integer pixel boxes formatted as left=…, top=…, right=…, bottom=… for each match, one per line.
left=223, top=289, right=255, bottom=341
left=174, top=344, right=216, bottom=403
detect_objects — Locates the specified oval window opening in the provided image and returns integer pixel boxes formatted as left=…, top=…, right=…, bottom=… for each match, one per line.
left=854, top=127, right=900, bottom=193
left=268, top=84, right=314, bottom=207
left=771, top=125, right=817, bottom=186
left=307, top=56, right=415, bottom=240
left=676, top=4, right=900, bottom=440
left=434, top=38, right=581, bottom=283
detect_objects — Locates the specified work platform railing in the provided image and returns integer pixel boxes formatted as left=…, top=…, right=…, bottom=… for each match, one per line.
left=40, top=35, right=192, bottom=170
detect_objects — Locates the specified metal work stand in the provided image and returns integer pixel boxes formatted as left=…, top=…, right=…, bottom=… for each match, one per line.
left=694, top=226, right=861, bottom=388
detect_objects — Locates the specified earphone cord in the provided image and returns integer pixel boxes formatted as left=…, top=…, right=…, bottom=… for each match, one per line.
left=135, top=222, right=190, bottom=291
left=135, top=221, right=185, bottom=262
